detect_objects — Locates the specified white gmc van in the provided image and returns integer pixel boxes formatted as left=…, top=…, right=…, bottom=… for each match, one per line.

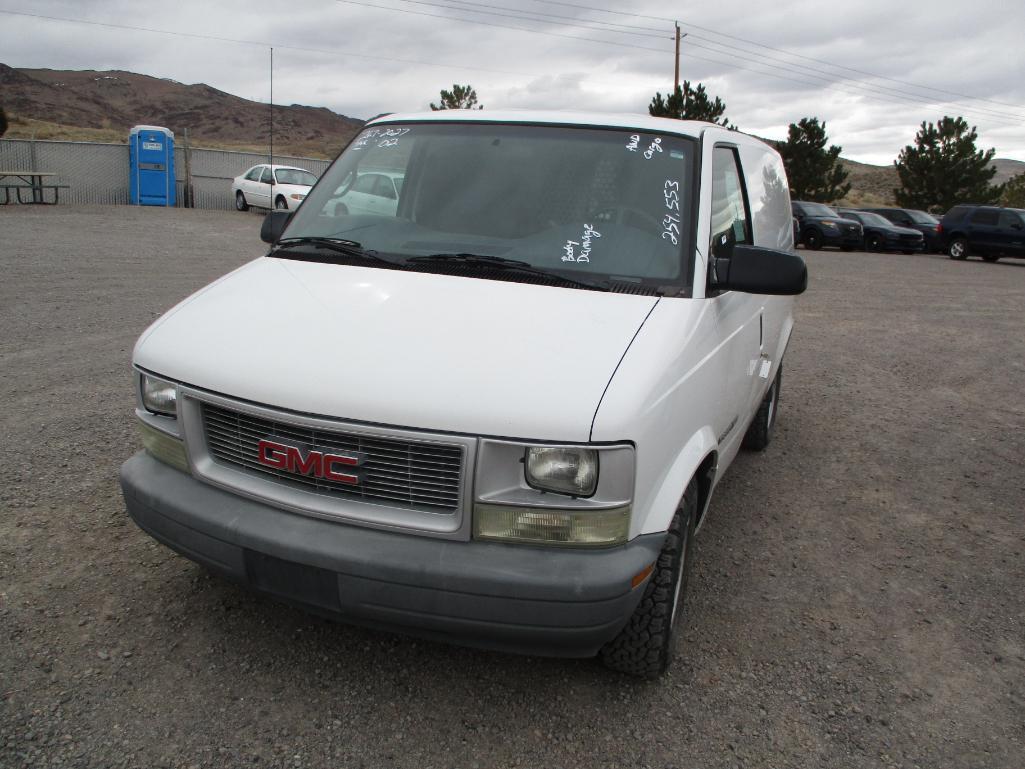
left=121, top=111, right=806, bottom=678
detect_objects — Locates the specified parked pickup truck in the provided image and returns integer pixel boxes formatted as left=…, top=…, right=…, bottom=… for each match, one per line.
left=120, top=111, right=806, bottom=678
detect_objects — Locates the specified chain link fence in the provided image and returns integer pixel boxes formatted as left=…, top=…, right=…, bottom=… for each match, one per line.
left=0, top=138, right=332, bottom=209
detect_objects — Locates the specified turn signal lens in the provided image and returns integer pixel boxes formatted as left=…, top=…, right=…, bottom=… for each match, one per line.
left=137, top=419, right=189, bottom=473
left=473, top=503, right=629, bottom=547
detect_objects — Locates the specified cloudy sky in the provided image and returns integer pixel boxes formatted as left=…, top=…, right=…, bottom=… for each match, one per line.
left=2, top=0, right=1024, bottom=164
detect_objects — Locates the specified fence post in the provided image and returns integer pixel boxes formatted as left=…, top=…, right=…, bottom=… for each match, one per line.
left=183, top=128, right=194, bottom=208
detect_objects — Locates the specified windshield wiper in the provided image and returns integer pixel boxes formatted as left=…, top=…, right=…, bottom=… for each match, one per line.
left=272, top=237, right=402, bottom=266
left=407, top=253, right=609, bottom=291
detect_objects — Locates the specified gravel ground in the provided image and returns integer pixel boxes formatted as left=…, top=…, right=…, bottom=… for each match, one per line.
left=1, top=205, right=1023, bottom=769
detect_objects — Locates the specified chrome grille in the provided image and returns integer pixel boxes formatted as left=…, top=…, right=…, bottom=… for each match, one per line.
left=202, top=403, right=463, bottom=512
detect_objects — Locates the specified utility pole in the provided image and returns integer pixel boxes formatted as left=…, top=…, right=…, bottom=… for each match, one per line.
left=269, top=46, right=274, bottom=168
left=674, top=23, right=681, bottom=91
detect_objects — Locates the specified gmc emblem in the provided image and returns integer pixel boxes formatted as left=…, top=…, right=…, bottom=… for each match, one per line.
left=257, top=439, right=363, bottom=485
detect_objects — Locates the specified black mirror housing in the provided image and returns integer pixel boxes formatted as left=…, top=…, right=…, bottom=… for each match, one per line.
left=711, top=245, right=807, bottom=295
left=261, top=210, right=293, bottom=244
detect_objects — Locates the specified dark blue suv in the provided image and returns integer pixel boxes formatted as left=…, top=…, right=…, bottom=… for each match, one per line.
left=792, top=201, right=863, bottom=251
left=940, top=205, right=1025, bottom=262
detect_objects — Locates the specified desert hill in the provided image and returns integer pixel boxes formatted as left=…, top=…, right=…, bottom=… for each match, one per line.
left=0, top=63, right=363, bottom=158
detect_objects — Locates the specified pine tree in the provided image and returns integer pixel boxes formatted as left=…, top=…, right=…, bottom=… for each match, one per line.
left=430, top=85, right=483, bottom=111
left=648, top=81, right=733, bottom=128
left=777, top=117, right=850, bottom=203
left=894, top=116, right=1000, bottom=211
left=999, top=171, right=1025, bottom=209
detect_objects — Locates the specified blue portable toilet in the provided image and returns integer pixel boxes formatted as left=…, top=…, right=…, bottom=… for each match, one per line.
left=129, top=125, right=176, bottom=206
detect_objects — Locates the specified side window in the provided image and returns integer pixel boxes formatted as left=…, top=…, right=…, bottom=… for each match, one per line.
left=999, top=210, right=1023, bottom=229
left=970, top=209, right=999, bottom=226
left=709, top=147, right=751, bottom=258
left=374, top=176, right=397, bottom=200
left=260, top=168, right=274, bottom=185
left=352, top=174, right=378, bottom=195
left=245, top=167, right=262, bottom=181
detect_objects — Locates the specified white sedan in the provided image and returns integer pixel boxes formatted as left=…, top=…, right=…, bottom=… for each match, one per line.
left=232, top=164, right=318, bottom=211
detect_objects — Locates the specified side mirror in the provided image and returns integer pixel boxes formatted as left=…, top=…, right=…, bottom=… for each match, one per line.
left=711, top=245, right=807, bottom=296
left=261, top=210, right=293, bottom=244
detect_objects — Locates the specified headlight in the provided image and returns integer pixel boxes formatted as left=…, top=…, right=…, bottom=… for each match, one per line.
left=525, top=447, right=597, bottom=496
left=474, top=503, right=629, bottom=547
left=821, top=220, right=839, bottom=229
left=290, top=193, right=306, bottom=201
left=140, top=373, right=177, bottom=416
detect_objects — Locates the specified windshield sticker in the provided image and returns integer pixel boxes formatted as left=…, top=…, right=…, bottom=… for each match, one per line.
left=562, top=224, right=601, bottom=263
left=352, top=127, right=411, bottom=150
left=644, top=138, right=663, bottom=160
left=661, top=179, right=681, bottom=245
left=626, top=134, right=640, bottom=153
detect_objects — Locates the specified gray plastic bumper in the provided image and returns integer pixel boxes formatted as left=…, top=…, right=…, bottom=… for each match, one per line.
left=120, top=452, right=664, bottom=658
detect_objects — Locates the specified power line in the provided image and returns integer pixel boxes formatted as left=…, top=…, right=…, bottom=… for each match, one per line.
left=335, top=0, right=1022, bottom=125
left=525, top=0, right=1025, bottom=112
left=0, top=8, right=546, bottom=79
left=370, top=0, right=1024, bottom=122
left=423, top=0, right=668, bottom=36
left=334, top=0, right=671, bottom=52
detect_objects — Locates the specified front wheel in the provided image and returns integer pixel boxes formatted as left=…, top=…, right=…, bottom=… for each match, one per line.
left=948, top=237, right=968, bottom=260
left=235, top=191, right=249, bottom=211
left=742, top=365, right=781, bottom=451
left=601, top=481, right=697, bottom=679
left=867, top=233, right=883, bottom=251
left=274, top=196, right=289, bottom=210
left=803, top=229, right=822, bottom=251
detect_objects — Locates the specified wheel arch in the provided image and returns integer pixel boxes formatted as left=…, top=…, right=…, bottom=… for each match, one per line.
left=639, top=426, right=719, bottom=537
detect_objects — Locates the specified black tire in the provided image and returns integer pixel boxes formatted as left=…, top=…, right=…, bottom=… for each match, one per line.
left=274, top=196, right=289, bottom=210
left=235, top=191, right=249, bottom=212
left=600, top=481, right=697, bottom=679
left=742, top=365, right=781, bottom=451
left=948, top=236, right=968, bottom=260
left=982, top=254, right=999, bottom=263
left=803, top=229, right=822, bottom=251
left=867, top=233, right=883, bottom=252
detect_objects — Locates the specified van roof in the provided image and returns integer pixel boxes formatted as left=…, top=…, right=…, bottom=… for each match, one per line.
left=367, top=110, right=767, bottom=147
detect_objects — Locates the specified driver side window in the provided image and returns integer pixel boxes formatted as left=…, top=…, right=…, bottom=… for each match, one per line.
left=260, top=168, right=274, bottom=185
left=709, top=147, right=751, bottom=259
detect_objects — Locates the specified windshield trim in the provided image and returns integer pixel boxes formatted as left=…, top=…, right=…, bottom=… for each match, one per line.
left=286, top=120, right=701, bottom=297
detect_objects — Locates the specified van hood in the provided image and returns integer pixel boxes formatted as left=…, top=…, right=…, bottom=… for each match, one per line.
left=134, top=257, right=659, bottom=442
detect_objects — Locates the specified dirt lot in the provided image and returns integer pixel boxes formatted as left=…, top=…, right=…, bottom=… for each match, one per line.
left=1, top=205, right=1023, bottom=769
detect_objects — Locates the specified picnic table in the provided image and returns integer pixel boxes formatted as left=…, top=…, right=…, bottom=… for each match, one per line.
left=0, top=171, right=70, bottom=204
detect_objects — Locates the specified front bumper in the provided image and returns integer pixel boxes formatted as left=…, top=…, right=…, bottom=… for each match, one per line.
left=120, top=452, right=663, bottom=657
left=819, top=228, right=862, bottom=248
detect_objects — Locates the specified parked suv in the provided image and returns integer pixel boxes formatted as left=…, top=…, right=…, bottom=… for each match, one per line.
left=861, top=207, right=942, bottom=252
left=837, top=209, right=924, bottom=254
left=120, top=112, right=806, bottom=679
left=792, top=200, right=863, bottom=250
left=940, top=205, right=1025, bottom=262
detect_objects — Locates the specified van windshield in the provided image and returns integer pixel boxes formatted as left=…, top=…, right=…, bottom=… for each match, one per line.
left=284, top=122, right=697, bottom=288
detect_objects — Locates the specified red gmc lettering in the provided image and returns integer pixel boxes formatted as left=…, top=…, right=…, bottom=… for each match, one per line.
left=323, top=455, right=360, bottom=484
left=256, top=439, right=360, bottom=485
left=257, top=439, right=288, bottom=469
